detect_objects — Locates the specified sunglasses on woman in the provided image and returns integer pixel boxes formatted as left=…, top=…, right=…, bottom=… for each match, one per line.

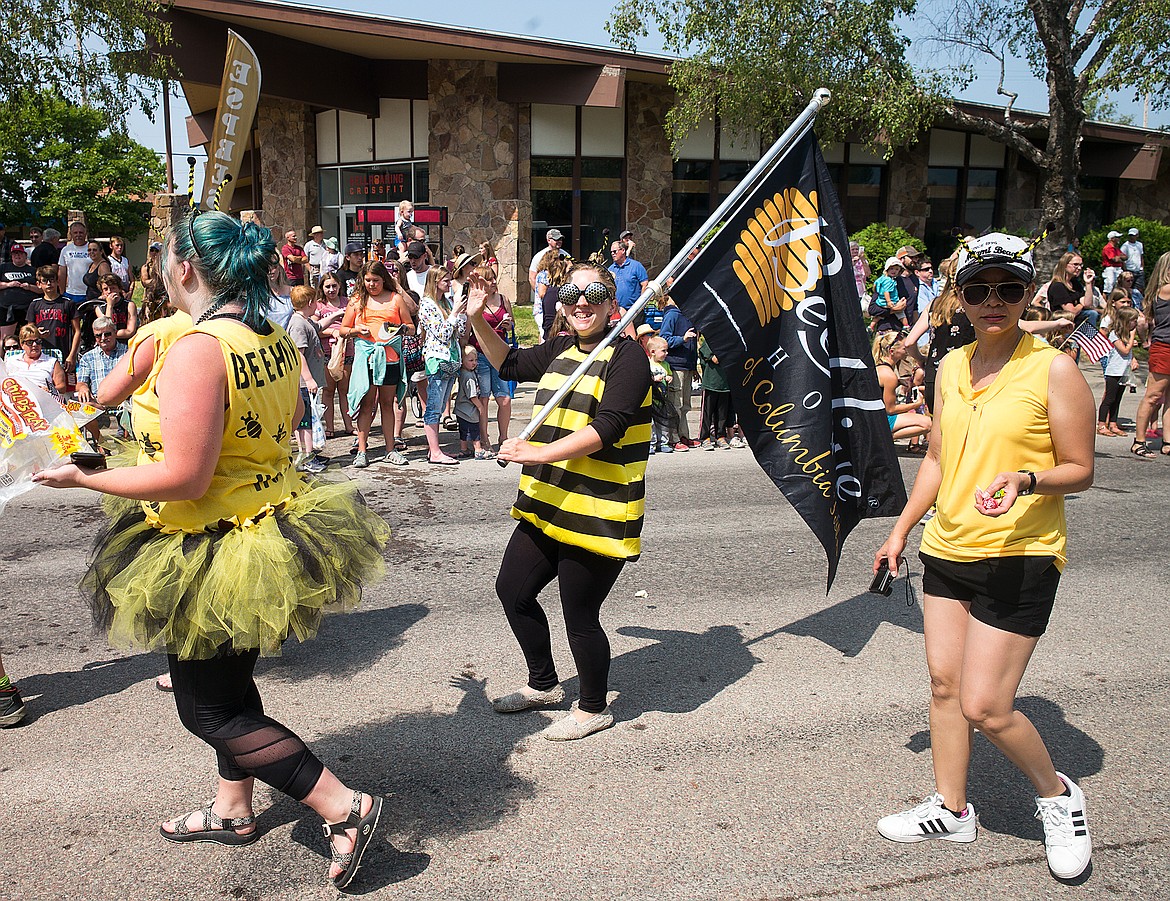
left=960, top=283, right=1029, bottom=305
left=557, top=282, right=612, bottom=306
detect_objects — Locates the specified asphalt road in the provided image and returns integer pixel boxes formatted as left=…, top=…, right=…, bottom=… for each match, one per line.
left=2, top=366, right=1168, bottom=900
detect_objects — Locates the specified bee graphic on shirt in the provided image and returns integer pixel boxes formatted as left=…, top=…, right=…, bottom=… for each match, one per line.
left=140, top=432, right=163, bottom=458
left=236, top=411, right=263, bottom=440
left=274, top=423, right=287, bottom=445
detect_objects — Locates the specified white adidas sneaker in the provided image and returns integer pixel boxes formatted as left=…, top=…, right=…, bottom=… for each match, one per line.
left=877, top=791, right=977, bottom=843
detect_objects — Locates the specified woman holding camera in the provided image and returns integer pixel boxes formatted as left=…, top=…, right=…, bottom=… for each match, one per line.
left=872, top=233, right=1095, bottom=880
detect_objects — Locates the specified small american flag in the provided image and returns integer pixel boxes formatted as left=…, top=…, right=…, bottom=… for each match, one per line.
left=1066, top=319, right=1113, bottom=363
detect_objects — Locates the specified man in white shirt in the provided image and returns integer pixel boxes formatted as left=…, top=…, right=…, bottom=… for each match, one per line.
left=528, top=228, right=566, bottom=336
left=404, top=240, right=430, bottom=296
left=57, top=220, right=91, bottom=305
left=304, top=225, right=327, bottom=288
left=1122, top=227, right=1145, bottom=292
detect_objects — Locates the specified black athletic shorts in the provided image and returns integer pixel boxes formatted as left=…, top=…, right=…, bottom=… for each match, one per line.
left=919, top=552, right=1061, bottom=638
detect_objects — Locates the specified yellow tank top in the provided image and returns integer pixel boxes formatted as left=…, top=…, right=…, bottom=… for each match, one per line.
left=132, top=315, right=304, bottom=533
left=921, top=331, right=1066, bottom=568
left=126, top=311, right=194, bottom=380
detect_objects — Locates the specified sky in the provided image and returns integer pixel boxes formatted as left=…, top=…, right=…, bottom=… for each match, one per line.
left=126, top=0, right=1164, bottom=173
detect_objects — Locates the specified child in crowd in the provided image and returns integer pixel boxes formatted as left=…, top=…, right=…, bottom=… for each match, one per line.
left=872, top=258, right=908, bottom=332
left=698, top=335, right=736, bottom=449
left=454, top=345, right=490, bottom=459
left=1098, top=307, right=1140, bottom=437
left=288, top=286, right=327, bottom=473
left=26, top=264, right=80, bottom=369
left=645, top=335, right=676, bottom=454
left=99, top=274, right=138, bottom=342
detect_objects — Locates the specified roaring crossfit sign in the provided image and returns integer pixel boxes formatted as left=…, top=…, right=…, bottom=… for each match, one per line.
left=202, top=30, right=262, bottom=212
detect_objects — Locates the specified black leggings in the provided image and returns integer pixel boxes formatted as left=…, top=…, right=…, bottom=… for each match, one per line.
left=495, top=520, right=625, bottom=714
left=702, top=389, right=734, bottom=439
left=169, top=647, right=324, bottom=800
left=1098, top=375, right=1125, bottom=423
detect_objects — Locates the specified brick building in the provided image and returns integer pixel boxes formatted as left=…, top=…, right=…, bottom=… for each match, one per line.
left=163, top=0, right=1170, bottom=296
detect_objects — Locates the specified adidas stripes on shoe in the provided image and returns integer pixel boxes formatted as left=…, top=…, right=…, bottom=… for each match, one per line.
left=877, top=791, right=977, bottom=843
left=1035, top=773, right=1091, bottom=879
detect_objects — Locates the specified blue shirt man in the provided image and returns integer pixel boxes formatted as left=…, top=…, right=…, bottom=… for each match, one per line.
left=607, top=241, right=648, bottom=311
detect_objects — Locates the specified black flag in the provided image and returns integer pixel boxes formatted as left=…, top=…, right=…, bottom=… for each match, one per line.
left=671, top=131, right=906, bottom=587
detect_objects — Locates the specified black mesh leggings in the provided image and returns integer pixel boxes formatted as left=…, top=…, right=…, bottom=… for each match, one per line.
left=169, top=647, right=324, bottom=800
left=495, top=520, right=625, bottom=714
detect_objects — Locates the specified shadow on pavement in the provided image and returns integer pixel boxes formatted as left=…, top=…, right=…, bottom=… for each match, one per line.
left=257, top=603, right=430, bottom=682
left=17, top=652, right=159, bottom=718
left=905, top=695, right=1104, bottom=839
left=612, top=624, right=762, bottom=717
left=778, top=589, right=924, bottom=657
left=256, top=622, right=765, bottom=892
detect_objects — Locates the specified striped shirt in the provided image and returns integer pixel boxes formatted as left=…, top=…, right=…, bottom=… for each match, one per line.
left=500, top=334, right=652, bottom=560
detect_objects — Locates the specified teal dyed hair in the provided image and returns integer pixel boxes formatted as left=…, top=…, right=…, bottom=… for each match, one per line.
left=167, top=208, right=276, bottom=330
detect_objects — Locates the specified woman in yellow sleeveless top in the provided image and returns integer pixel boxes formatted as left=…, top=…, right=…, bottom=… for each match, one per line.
left=467, top=262, right=651, bottom=741
left=872, top=233, right=1096, bottom=880
left=35, top=210, right=389, bottom=890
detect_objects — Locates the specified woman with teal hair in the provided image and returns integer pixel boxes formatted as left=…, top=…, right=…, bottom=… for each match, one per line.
left=35, top=208, right=391, bottom=890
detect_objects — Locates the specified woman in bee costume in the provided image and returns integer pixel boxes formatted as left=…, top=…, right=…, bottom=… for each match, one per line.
left=35, top=205, right=390, bottom=890
left=466, top=262, right=651, bottom=741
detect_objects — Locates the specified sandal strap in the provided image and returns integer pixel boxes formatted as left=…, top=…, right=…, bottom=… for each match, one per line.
left=172, top=802, right=256, bottom=835
left=320, top=791, right=364, bottom=839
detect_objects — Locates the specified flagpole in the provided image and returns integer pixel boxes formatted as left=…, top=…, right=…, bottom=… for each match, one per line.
left=501, top=88, right=832, bottom=465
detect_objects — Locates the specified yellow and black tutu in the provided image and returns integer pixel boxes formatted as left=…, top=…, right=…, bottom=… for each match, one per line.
left=82, top=481, right=390, bottom=660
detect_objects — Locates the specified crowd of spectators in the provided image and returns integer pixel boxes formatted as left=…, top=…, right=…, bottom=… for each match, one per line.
left=3, top=211, right=1163, bottom=470
left=851, top=227, right=1165, bottom=460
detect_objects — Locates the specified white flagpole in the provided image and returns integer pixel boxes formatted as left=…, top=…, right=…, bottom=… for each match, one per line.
left=501, top=88, right=832, bottom=466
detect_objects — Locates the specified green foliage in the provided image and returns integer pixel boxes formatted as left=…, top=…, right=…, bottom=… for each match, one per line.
left=1080, top=217, right=1170, bottom=280
left=0, top=91, right=165, bottom=239
left=0, top=0, right=173, bottom=119
left=607, top=0, right=946, bottom=156
left=849, top=223, right=925, bottom=287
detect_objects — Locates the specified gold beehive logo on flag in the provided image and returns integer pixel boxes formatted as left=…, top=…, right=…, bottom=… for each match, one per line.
left=732, top=188, right=823, bottom=327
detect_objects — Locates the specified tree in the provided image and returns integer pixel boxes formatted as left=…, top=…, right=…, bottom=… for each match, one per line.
left=608, top=0, right=1170, bottom=259
left=0, top=0, right=173, bottom=120
left=0, top=91, right=165, bottom=238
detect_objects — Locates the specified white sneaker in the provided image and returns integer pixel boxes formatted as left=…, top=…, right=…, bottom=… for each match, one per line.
left=877, top=791, right=977, bottom=843
left=1035, top=774, right=1091, bottom=879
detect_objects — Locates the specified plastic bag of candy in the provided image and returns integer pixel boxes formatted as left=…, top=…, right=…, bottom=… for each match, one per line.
left=0, top=360, right=89, bottom=514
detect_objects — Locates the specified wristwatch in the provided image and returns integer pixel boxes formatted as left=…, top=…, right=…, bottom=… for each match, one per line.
left=1017, top=470, right=1036, bottom=496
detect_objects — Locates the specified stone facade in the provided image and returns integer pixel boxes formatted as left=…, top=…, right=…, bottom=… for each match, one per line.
left=1116, top=156, right=1170, bottom=223
left=428, top=59, right=530, bottom=304
left=147, top=192, right=187, bottom=245
left=256, top=98, right=318, bottom=240
left=624, top=83, right=674, bottom=276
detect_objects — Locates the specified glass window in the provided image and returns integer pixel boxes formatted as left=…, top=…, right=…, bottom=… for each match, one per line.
left=716, top=160, right=753, bottom=201
left=925, top=167, right=960, bottom=263
left=1078, top=176, right=1114, bottom=236
left=842, top=164, right=884, bottom=232
left=580, top=191, right=622, bottom=257
left=318, top=169, right=340, bottom=208
left=672, top=192, right=711, bottom=256
left=340, top=164, right=412, bottom=205
left=964, top=169, right=999, bottom=234
left=413, top=162, right=429, bottom=203
left=580, top=158, right=621, bottom=180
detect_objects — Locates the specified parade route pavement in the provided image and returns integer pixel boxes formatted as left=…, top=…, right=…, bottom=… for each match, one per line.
left=3, top=364, right=1168, bottom=900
